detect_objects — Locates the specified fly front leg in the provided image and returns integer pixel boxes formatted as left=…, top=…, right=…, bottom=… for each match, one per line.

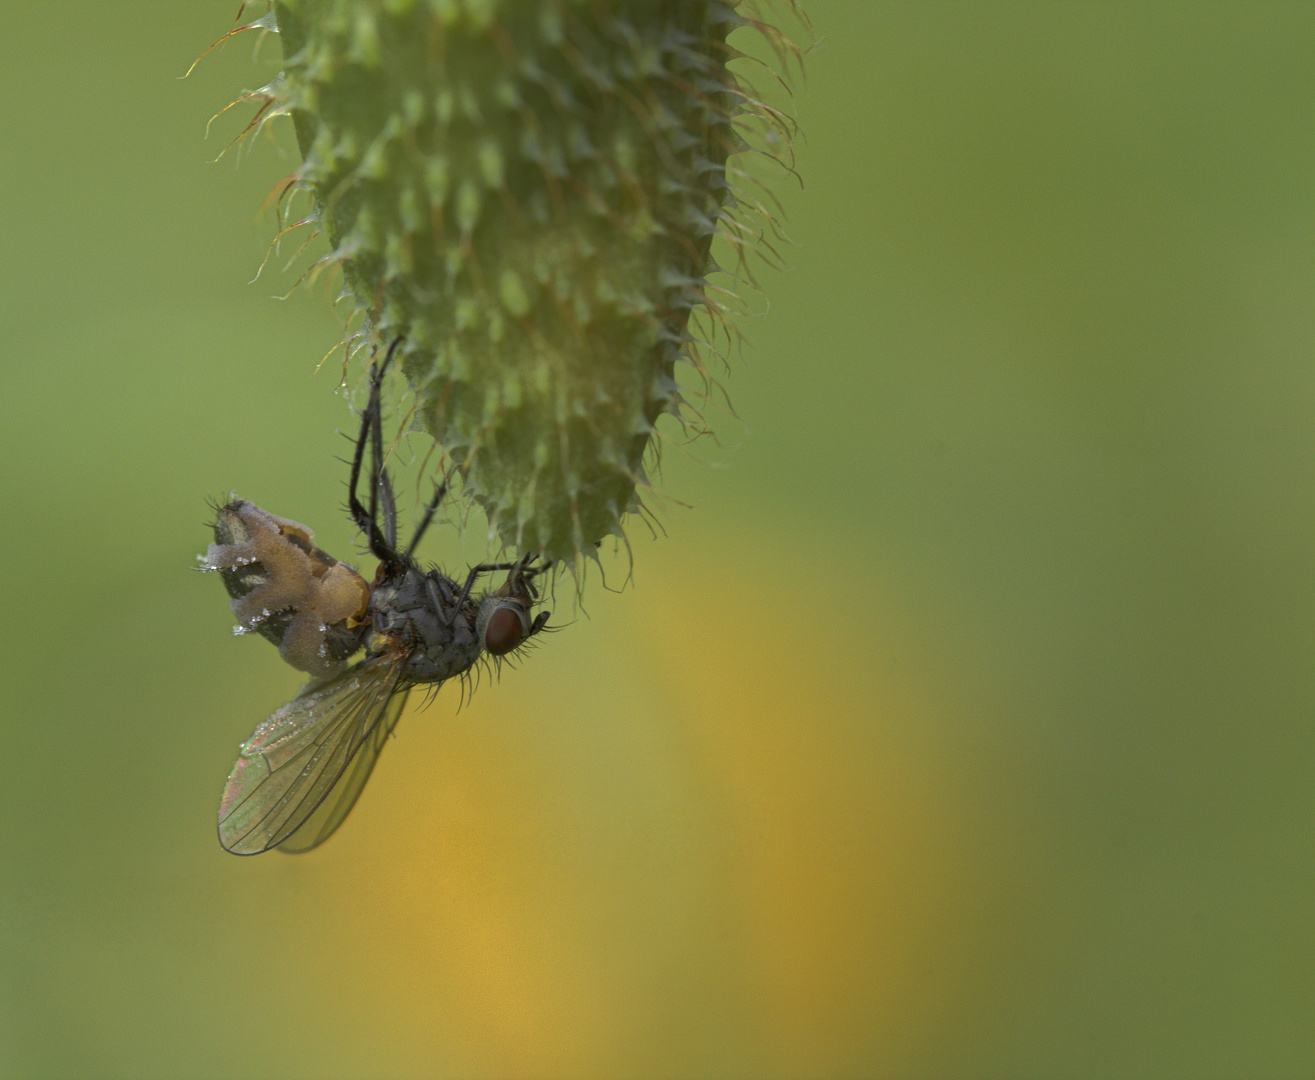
left=453, top=562, right=511, bottom=615
left=452, top=555, right=547, bottom=614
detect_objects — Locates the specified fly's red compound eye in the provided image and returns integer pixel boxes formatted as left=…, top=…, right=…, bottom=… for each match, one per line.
left=484, top=604, right=527, bottom=655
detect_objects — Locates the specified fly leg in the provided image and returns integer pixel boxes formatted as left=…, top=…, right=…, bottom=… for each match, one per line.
left=452, top=561, right=522, bottom=615
left=452, top=555, right=552, bottom=616
left=370, top=377, right=398, bottom=553
left=348, top=337, right=404, bottom=566
left=404, top=470, right=453, bottom=562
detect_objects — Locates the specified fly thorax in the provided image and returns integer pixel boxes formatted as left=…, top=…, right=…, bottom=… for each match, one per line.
left=366, top=566, right=484, bottom=683
left=404, top=604, right=482, bottom=683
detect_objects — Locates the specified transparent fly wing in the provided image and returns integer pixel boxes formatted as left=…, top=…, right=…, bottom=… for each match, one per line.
left=276, top=684, right=411, bottom=854
left=218, top=655, right=406, bottom=855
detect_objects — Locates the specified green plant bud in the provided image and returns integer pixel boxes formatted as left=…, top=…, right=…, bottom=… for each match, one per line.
left=266, top=0, right=799, bottom=567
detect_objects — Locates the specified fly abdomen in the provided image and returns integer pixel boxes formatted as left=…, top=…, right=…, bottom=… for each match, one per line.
left=202, top=499, right=369, bottom=677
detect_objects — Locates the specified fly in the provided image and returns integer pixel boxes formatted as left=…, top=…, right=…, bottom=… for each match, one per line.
left=199, top=339, right=550, bottom=855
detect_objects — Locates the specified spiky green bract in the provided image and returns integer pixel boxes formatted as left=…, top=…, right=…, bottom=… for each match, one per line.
left=272, top=0, right=794, bottom=567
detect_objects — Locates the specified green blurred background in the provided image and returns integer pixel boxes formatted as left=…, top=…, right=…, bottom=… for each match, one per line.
left=3, top=2, right=1314, bottom=1076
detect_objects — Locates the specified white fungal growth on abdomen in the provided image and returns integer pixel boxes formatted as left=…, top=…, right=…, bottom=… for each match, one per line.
left=202, top=500, right=370, bottom=677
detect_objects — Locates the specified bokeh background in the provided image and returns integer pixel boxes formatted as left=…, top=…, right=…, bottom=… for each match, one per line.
left=3, top=3, right=1314, bottom=1077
